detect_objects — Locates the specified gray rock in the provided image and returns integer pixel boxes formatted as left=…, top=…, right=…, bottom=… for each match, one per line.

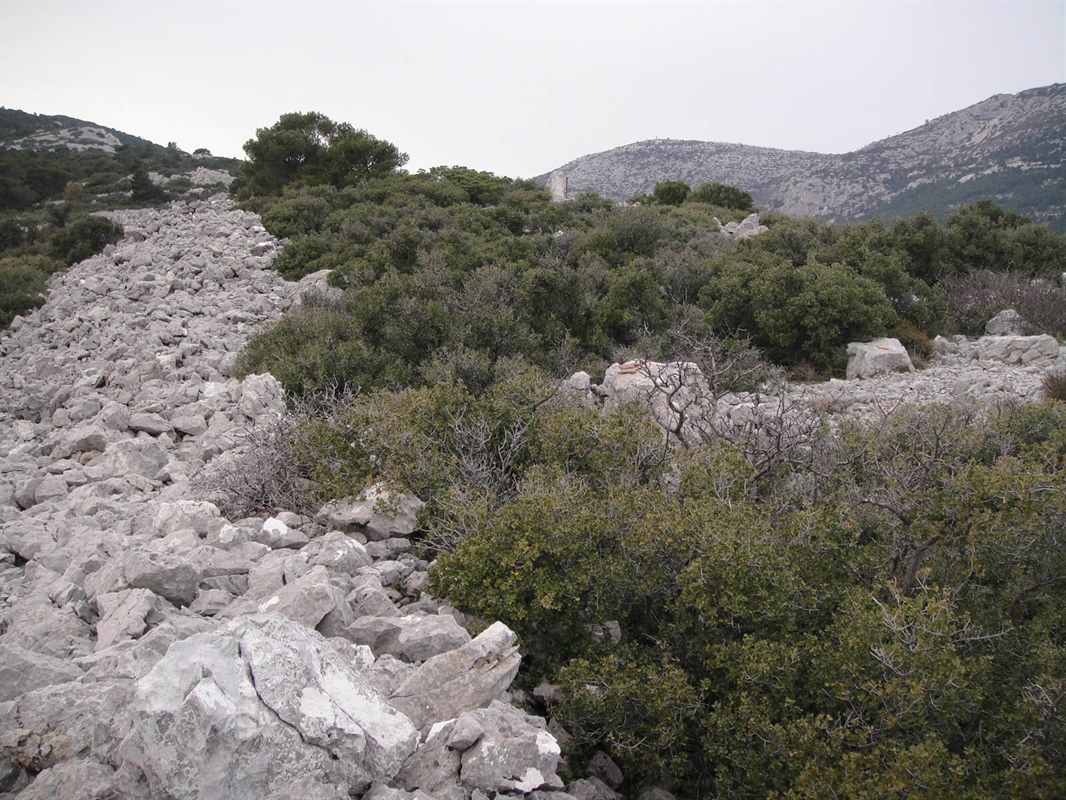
left=317, top=483, right=424, bottom=541
left=117, top=615, right=419, bottom=799
left=128, top=411, right=173, bottom=435
left=569, top=777, right=624, bottom=800
left=94, top=588, right=169, bottom=651
left=390, top=621, right=522, bottom=730
left=985, top=308, right=1028, bottom=336
left=123, top=550, right=201, bottom=606
left=0, top=679, right=133, bottom=772
left=87, top=439, right=168, bottom=480
left=304, top=530, right=374, bottom=574
left=15, top=757, right=118, bottom=800
left=846, top=338, right=915, bottom=380
left=346, top=614, right=471, bottom=663
left=0, top=642, right=84, bottom=702
left=450, top=701, right=564, bottom=793
left=587, top=750, right=624, bottom=788
left=260, top=771, right=351, bottom=800
left=254, top=515, right=310, bottom=549
left=2, top=592, right=95, bottom=660
left=254, top=564, right=336, bottom=628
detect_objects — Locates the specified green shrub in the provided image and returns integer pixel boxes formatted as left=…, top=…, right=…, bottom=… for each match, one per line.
left=48, top=215, right=123, bottom=265
left=702, top=257, right=897, bottom=372
left=889, top=318, right=934, bottom=361
left=687, top=182, right=754, bottom=212
left=1043, top=370, right=1066, bottom=403
left=0, top=255, right=54, bottom=327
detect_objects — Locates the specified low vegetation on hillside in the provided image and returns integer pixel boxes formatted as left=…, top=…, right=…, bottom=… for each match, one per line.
left=222, top=113, right=1066, bottom=796
left=0, top=108, right=240, bottom=326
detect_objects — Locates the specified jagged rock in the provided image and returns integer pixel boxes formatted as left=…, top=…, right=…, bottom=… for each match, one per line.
left=261, top=771, right=351, bottom=800
left=449, top=701, right=564, bottom=793
left=254, top=515, right=311, bottom=549
left=568, top=777, right=624, bottom=800
left=972, top=334, right=1059, bottom=365
left=1, top=591, right=95, bottom=659
left=122, top=550, right=202, bottom=606
left=636, top=789, right=679, bottom=800
left=985, top=308, right=1028, bottom=336
left=0, top=642, right=84, bottom=702
left=396, top=718, right=464, bottom=793
left=0, top=679, right=133, bottom=772
left=93, top=588, right=169, bottom=651
left=304, top=530, right=374, bottom=574
left=236, top=373, right=285, bottom=420
left=14, top=757, right=118, bottom=800
left=87, top=439, right=169, bottom=480
left=587, top=750, right=624, bottom=788
left=390, top=621, right=522, bottom=730
left=345, top=614, right=471, bottom=663
left=362, top=784, right=438, bottom=800
left=128, top=411, right=173, bottom=435
left=117, top=615, right=420, bottom=799
left=846, top=338, right=915, bottom=380
left=317, top=483, right=425, bottom=541
left=599, top=359, right=711, bottom=439
left=254, top=564, right=336, bottom=628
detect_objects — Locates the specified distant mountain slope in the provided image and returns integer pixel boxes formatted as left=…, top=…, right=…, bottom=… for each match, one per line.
left=541, top=84, right=1066, bottom=231
left=0, top=107, right=168, bottom=154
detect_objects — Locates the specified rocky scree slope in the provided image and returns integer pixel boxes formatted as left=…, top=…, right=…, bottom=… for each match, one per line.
left=0, top=197, right=575, bottom=799
left=542, top=83, right=1066, bottom=229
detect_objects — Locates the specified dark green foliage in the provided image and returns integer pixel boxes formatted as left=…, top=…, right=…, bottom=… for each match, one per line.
left=421, top=400, right=1066, bottom=795
left=701, top=255, right=897, bottom=372
left=130, top=167, right=167, bottom=204
left=1045, top=371, right=1066, bottom=402
left=237, top=111, right=407, bottom=199
left=651, top=180, right=691, bottom=206
left=49, top=215, right=123, bottom=265
left=0, top=254, right=53, bottom=327
left=688, top=181, right=755, bottom=212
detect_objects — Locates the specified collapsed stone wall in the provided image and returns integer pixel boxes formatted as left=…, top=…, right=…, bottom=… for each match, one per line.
left=0, top=198, right=593, bottom=799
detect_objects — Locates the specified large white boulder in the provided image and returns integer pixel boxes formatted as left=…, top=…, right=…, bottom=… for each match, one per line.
left=846, top=338, right=915, bottom=380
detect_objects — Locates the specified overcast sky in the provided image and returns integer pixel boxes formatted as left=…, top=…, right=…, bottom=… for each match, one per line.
left=2, top=1, right=1064, bottom=178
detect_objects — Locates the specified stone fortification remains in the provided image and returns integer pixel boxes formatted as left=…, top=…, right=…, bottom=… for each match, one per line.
left=0, top=192, right=1062, bottom=799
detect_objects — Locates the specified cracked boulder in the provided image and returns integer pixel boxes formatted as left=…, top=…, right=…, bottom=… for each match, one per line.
left=117, top=614, right=419, bottom=799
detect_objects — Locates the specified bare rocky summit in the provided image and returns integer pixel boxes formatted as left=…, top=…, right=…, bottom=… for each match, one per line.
left=542, top=83, right=1066, bottom=230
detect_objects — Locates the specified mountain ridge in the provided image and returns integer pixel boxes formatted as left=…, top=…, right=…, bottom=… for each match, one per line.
left=539, top=83, right=1066, bottom=231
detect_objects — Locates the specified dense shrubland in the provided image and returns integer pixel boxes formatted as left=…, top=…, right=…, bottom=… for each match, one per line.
left=225, top=113, right=1066, bottom=794
left=235, top=119, right=1065, bottom=393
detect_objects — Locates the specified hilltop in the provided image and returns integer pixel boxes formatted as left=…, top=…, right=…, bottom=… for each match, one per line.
left=540, top=84, right=1066, bottom=231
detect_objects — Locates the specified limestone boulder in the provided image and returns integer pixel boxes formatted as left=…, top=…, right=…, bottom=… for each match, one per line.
left=345, top=614, right=471, bottom=663
left=448, top=701, right=564, bottom=794
left=390, top=621, right=522, bottom=730
left=985, top=309, right=1028, bottom=336
left=317, top=483, right=425, bottom=541
left=0, top=642, right=84, bottom=702
left=846, top=338, right=915, bottom=380
left=117, top=615, right=420, bottom=799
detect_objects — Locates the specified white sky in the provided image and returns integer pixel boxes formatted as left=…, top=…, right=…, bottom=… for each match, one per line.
left=1, top=0, right=1064, bottom=179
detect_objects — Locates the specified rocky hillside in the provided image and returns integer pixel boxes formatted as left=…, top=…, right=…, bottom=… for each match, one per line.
left=0, top=192, right=1062, bottom=798
left=0, top=108, right=168, bottom=155
left=542, top=83, right=1066, bottom=231
left=0, top=198, right=572, bottom=799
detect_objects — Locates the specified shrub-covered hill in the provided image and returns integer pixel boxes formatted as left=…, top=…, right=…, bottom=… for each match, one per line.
left=236, top=129, right=1066, bottom=394
left=0, top=107, right=243, bottom=327
left=222, top=113, right=1066, bottom=797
